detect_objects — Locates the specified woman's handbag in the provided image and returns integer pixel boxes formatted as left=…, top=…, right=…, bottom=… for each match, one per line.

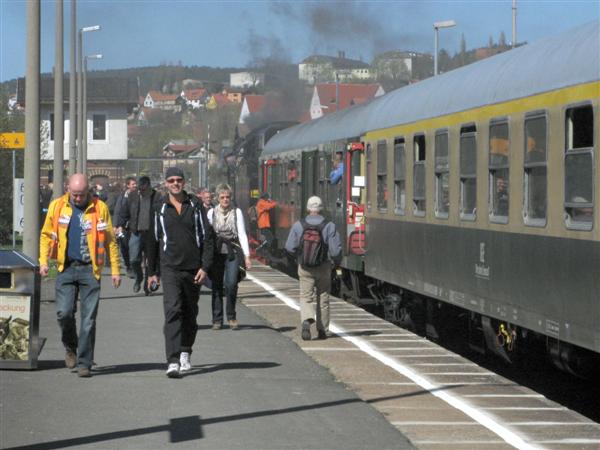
left=234, top=244, right=246, bottom=282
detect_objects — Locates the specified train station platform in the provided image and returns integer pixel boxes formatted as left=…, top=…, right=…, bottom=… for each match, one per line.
left=3, top=261, right=599, bottom=450
left=1, top=264, right=414, bottom=450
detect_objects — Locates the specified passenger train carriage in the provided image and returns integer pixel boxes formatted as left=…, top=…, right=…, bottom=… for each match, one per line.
left=257, top=21, right=599, bottom=376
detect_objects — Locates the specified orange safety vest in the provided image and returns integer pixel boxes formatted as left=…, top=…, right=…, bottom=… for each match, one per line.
left=48, top=197, right=106, bottom=265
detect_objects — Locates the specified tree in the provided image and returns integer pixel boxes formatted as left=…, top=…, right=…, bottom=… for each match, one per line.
left=372, top=52, right=411, bottom=90
left=459, top=33, right=467, bottom=66
left=488, top=35, right=494, bottom=48
left=499, top=31, right=507, bottom=47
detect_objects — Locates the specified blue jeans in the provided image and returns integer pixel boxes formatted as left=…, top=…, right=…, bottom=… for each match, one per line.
left=211, top=253, right=240, bottom=323
left=55, top=263, right=101, bottom=369
left=128, top=232, right=144, bottom=283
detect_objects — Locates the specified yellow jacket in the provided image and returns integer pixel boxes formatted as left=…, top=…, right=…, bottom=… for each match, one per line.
left=39, top=193, right=120, bottom=280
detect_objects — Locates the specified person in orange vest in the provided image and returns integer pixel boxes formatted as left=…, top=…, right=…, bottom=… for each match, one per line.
left=255, top=192, right=277, bottom=252
left=39, top=173, right=121, bottom=378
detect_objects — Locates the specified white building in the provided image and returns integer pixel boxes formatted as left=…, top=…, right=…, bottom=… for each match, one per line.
left=230, top=72, right=265, bottom=89
left=298, top=52, right=372, bottom=84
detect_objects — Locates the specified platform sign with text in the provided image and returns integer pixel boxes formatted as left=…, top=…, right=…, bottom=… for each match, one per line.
left=13, top=179, right=25, bottom=233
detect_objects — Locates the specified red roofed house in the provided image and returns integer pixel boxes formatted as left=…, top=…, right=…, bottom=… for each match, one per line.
left=239, top=94, right=266, bottom=124
left=144, top=90, right=181, bottom=112
left=180, top=88, right=207, bottom=110
left=205, top=92, right=232, bottom=110
left=310, top=83, right=384, bottom=120
left=162, top=139, right=201, bottom=157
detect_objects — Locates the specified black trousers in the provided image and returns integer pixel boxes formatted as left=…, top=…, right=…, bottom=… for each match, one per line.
left=161, top=266, right=200, bottom=364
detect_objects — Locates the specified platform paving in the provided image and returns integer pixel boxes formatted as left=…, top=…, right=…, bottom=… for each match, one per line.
left=0, top=269, right=415, bottom=450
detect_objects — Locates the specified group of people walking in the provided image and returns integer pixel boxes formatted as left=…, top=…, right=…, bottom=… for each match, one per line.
left=39, top=167, right=341, bottom=379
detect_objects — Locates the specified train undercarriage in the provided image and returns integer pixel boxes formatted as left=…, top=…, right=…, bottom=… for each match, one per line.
left=335, top=267, right=600, bottom=379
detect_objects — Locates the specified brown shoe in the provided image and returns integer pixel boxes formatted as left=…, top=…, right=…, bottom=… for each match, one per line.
left=65, top=350, right=77, bottom=369
left=77, top=367, right=92, bottom=378
left=212, top=323, right=222, bottom=330
left=229, top=320, right=239, bottom=330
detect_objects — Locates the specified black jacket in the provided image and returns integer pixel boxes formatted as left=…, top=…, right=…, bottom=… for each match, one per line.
left=118, top=189, right=162, bottom=233
left=147, top=192, right=214, bottom=276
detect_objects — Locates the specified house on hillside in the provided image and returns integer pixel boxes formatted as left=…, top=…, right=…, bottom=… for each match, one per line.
left=162, top=139, right=201, bottom=157
left=309, top=83, right=384, bottom=120
left=205, top=92, right=232, bottom=110
left=299, top=51, right=372, bottom=84
left=180, top=88, right=208, bottom=110
left=143, top=90, right=181, bottom=111
left=238, top=95, right=266, bottom=125
left=17, top=76, right=138, bottom=183
left=230, top=72, right=265, bottom=89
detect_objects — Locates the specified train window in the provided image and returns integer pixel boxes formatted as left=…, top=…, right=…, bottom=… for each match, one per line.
left=460, top=125, right=477, bottom=220
left=377, top=140, right=388, bottom=211
left=434, top=131, right=449, bottom=218
left=393, top=137, right=406, bottom=215
left=524, top=114, right=547, bottom=225
left=366, top=143, right=372, bottom=211
left=565, top=104, right=594, bottom=230
left=489, top=120, right=509, bottom=223
left=413, top=134, right=426, bottom=216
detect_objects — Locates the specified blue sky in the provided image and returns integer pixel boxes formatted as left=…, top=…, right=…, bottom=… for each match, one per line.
left=1, top=0, right=599, bottom=82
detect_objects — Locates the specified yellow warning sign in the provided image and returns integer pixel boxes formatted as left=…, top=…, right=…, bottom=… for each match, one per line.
left=0, top=132, right=25, bottom=149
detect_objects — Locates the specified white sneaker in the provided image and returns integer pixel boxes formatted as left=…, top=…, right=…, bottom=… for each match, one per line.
left=166, top=363, right=181, bottom=378
left=180, top=352, right=191, bottom=372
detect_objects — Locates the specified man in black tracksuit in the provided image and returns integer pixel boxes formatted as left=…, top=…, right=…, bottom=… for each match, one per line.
left=147, top=167, right=214, bottom=378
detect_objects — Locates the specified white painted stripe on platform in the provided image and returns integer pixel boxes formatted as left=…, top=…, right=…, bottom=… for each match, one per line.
left=374, top=347, right=441, bottom=351
left=368, top=339, right=427, bottom=342
left=303, top=347, right=360, bottom=351
left=349, top=382, right=417, bottom=386
left=413, top=441, right=505, bottom=445
left=368, top=333, right=417, bottom=337
left=247, top=273, right=542, bottom=450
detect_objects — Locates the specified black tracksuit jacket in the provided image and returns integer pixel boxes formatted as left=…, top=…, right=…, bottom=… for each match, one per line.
left=147, top=193, right=214, bottom=276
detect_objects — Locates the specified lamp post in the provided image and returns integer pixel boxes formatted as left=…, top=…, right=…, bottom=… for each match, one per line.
left=82, top=53, right=102, bottom=175
left=76, top=24, right=100, bottom=174
left=433, top=20, right=456, bottom=76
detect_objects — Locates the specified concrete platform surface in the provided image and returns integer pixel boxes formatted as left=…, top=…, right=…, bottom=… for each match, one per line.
left=1, top=270, right=415, bottom=450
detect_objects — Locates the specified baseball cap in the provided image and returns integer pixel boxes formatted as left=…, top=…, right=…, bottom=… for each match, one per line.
left=306, top=196, right=323, bottom=212
left=165, top=167, right=184, bottom=179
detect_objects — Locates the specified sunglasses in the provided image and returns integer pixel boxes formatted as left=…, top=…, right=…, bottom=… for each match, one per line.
left=166, top=177, right=184, bottom=184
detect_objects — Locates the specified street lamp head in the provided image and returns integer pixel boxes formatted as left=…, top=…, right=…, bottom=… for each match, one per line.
left=86, top=54, right=103, bottom=60
left=81, top=25, right=101, bottom=33
left=434, top=20, right=456, bottom=29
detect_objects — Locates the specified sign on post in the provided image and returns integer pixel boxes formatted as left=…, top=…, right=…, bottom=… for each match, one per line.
left=0, top=133, right=25, bottom=149
left=13, top=179, right=25, bottom=233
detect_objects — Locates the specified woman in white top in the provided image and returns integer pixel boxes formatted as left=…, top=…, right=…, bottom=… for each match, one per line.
left=207, top=183, right=251, bottom=330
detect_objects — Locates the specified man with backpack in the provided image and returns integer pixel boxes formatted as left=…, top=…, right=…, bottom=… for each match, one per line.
left=285, top=196, right=342, bottom=341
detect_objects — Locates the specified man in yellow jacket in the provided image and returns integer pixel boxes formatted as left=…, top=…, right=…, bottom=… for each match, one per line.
left=39, top=174, right=121, bottom=377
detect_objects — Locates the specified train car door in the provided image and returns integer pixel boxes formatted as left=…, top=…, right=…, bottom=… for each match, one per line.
left=346, top=142, right=367, bottom=258
left=301, top=150, right=318, bottom=208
